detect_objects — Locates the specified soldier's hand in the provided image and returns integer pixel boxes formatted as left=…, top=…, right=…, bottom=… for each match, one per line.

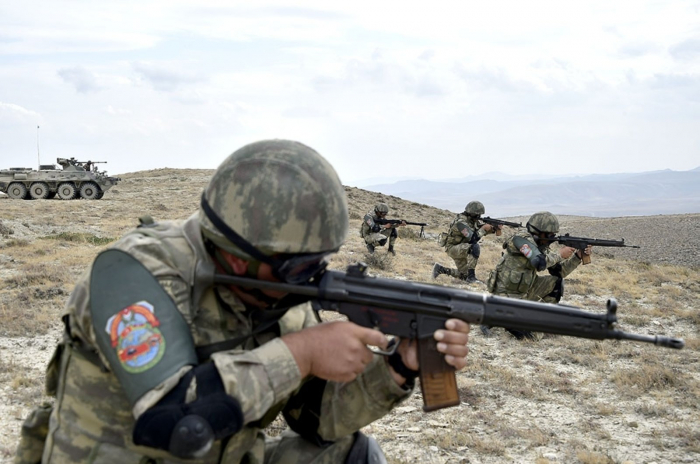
left=283, top=321, right=387, bottom=383
left=481, top=224, right=493, bottom=232
left=390, top=319, right=470, bottom=385
left=399, top=220, right=407, bottom=227
left=577, top=245, right=593, bottom=259
left=384, top=223, right=393, bottom=229
left=560, top=246, right=577, bottom=259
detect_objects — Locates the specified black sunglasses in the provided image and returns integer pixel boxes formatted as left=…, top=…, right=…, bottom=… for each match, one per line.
left=201, top=194, right=333, bottom=284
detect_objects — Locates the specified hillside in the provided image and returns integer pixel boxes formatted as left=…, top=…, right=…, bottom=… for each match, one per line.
left=0, top=169, right=698, bottom=464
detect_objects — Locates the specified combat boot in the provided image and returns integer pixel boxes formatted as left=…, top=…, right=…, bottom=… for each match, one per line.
left=387, top=245, right=396, bottom=256
left=465, top=269, right=480, bottom=283
left=366, top=243, right=375, bottom=254
left=432, top=263, right=448, bottom=279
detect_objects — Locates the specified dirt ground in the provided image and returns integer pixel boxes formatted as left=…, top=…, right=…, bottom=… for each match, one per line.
left=1, top=169, right=698, bottom=463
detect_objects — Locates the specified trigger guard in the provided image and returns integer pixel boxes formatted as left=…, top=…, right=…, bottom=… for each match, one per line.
left=370, top=337, right=400, bottom=357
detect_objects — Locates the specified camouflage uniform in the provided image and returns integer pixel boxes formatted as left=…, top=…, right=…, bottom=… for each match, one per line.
left=16, top=141, right=410, bottom=464
left=15, top=216, right=409, bottom=464
left=487, top=224, right=581, bottom=303
left=360, top=204, right=398, bottom=254
left=442, top=212, right=494, bottom=278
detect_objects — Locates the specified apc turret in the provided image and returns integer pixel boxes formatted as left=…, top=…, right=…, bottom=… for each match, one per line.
left=0, top=158, right=121, bottom=200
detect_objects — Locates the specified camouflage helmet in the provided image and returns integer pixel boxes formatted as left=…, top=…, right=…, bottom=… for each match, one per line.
left=527, top=211, right=560, bottom=234
left=199, top=140, right=348, bottom=258
left=465, top=201, right=485, bottom=216
left=374, top=203, right=389, bottom=214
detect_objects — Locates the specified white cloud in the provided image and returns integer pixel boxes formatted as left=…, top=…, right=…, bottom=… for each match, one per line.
left=132, top=62, right=207, bottom=92
left=57, top=66, right=101, bottom=93
left=0, top=0, right=698, bottom=181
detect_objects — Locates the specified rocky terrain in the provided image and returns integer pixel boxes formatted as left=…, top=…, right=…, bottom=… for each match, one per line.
left=1, top=169, right=698, bottom=463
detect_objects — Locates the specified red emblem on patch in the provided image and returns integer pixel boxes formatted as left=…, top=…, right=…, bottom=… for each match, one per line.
left=520, top=244, right=533, bottom=258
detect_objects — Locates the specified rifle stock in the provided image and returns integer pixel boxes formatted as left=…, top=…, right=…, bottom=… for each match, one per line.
left=208, top=263, right=683, bottom=412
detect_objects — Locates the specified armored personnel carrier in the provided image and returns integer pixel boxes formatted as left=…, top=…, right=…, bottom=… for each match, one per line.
left=0, top=158, right=121, bottom=200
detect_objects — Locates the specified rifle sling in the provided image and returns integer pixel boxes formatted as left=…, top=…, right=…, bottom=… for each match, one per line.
left=195, top=289, right=285, bottom=362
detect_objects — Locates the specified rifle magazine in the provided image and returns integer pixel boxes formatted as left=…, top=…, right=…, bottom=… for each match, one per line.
left=417, top=337, right=460, bottom=411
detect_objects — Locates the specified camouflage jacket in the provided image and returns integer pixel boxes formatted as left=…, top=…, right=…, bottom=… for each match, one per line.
left=492, top=230, right=582, bottom=297
left=39, top=213, right=411, bottom=464
left=445, top=213, right=490, bottom=248
left=360, top=211, right=382, bottom=237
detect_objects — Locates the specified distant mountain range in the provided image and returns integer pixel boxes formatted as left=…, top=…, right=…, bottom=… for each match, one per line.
left=358, top=167, right=700, bottom=217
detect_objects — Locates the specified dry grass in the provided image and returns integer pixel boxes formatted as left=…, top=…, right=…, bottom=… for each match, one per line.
left=1, top=170, right=699, bottom=464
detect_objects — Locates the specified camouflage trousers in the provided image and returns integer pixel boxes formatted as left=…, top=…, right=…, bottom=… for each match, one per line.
left=263, top=430, right=354, bottom=464
left=445, top=243, right=478, bottom=275
left=16, top=424, right=355, bottom=464
left=363, top=230, right=396, bottom=248
left=495, top=274, right=560, bottom=304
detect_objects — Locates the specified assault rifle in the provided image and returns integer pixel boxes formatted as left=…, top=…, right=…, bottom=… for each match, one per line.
left=206, top=263, right=684, bottom=412
left=550, top=234, right=640, bottom=265
left=480, top=217, right=523, bottom=236
left=375, top=218, right=428, bottom=238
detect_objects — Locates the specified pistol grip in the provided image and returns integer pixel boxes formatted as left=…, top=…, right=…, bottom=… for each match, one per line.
left=418, top=337, right=460, bottom=412
left=495, top=229, right=502, bottom=236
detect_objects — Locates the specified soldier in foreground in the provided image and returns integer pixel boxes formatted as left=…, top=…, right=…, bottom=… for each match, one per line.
left=360, top=202, right=406, bottom=255
left=15, top=140, right=470, bottom=464
left=483, top=211, right=592, bottom=340
left=432, top=201, right=500, bottom=283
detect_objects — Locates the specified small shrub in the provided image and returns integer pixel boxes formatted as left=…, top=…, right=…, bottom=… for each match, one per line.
left=363, top=252, right=394, bottom=271
left=1, top=238, right=29, bottom=248
left=39, top=232, right=114, bottom=246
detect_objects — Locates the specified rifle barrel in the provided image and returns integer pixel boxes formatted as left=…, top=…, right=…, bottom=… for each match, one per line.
left=210, top=266, right=682, bottom=349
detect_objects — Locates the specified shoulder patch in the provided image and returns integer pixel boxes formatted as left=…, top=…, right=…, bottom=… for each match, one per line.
left=519, top=244, right=533, bottom=258
left=106, top=301, right=165, bottom=373
left=461, top=227, right=470, bottom=237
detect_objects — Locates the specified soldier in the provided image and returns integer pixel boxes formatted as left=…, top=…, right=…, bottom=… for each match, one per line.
left=16, top=140, right=470, bottom=464
left=432, top=201, right=500, bottom=283
left=482, top=211, right=592, bottom=340
left=360, top=203, right=406, bottom=255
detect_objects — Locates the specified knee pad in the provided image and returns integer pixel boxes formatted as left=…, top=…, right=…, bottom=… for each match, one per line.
left=133, top=363, right=243, bottom=459
left=390, top=228, right=398, bottom=238
left=470, top=242, right=481, bottom=258
left=378, top=237, right=388, bottom=246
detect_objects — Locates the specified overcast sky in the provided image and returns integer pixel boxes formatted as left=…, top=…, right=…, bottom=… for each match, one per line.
left=1, top=1, right=698, bottom=185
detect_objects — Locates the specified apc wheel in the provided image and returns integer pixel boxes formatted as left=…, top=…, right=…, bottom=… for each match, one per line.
left=80, top=182, right=101, bottom=200
left=7, top=182, right=28, bottom=199
left=29, top=182, right=50, bottom=199
left=95, top=191, right=104, bottom=199
left=57, top=183, right=77, bottom=200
